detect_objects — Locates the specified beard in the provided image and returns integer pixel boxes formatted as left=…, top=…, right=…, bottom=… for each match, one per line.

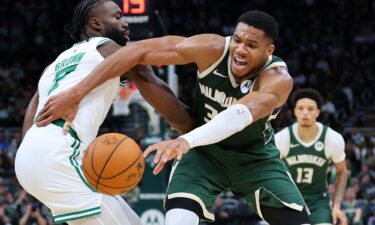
left=106, top=28, right=128, bottom=46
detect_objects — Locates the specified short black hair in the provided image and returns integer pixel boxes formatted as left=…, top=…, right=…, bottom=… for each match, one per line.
left=64, top=0, right=109, bottom=41
left=237, top=10, right=278, bottom=42
left=291, top=88, right=323, bottom=109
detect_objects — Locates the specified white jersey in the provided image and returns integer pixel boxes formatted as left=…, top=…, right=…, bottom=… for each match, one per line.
left=15, top=37, right=122, bottom=223
left=275, top=122, right=346, bottom=163
left=37, top=37, right=120, bottom=146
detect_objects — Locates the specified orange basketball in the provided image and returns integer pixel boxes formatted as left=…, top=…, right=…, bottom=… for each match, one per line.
left=82, top=133, right=144, bottom=195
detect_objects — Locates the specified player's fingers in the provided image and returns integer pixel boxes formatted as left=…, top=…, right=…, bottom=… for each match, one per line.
left=153, top=161, right=165, bottom=175
left=162, top=146, right=175, bottom=162
left=37, top=97, right=55, bottom=117
left=339, top=214, right=347, bottom=225
left=36, top=115, right=56, bottom=127
left=143, top=144, right=158, bottom=158
left=63, top=106, right=78, bottom=134
left=153, top=146, right=166, bottom=164
left=177, top=151, right=184, bottom=161
left=35, top=107, right=52, bottom=124
left=62, top=121, right=72, bottom=135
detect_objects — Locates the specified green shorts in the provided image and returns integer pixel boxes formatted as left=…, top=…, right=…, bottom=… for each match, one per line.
left=165, top=142, right=305, bottom=221
left=303, top=192, right=332, bottom=224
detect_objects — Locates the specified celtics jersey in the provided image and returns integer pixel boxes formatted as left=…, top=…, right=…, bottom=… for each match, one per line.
left=194, top=36, right=287, bottom=147
left=37, top=37, right=120, bottom=146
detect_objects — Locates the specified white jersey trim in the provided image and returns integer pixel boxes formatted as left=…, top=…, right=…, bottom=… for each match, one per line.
left=292, top=122, right=324, bottom=147
left=197, top=36, right=231, bottom=79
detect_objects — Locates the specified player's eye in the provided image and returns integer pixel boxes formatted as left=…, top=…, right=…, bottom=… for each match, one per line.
left=248, top=44, right=257, bottom=48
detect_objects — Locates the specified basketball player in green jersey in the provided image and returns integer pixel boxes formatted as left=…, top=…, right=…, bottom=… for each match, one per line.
left=275, top=88, right=348, bottom=225
left=36, top=11, right=310, bottom=225
left=18, top=0, right=194, bottom=224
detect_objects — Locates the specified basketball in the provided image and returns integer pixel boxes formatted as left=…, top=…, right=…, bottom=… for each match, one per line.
left=82, top=133, right=145, bottom=195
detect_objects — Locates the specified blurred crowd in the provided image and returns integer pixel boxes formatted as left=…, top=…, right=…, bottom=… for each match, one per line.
left=0, top=0, right=374, bottom=224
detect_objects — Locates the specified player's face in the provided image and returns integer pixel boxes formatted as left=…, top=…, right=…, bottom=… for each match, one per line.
left=229, top=22, right=274, bottom=78
left=97, top=1, right=129, bottom=46
left=294, top=98, right=320, bottom=127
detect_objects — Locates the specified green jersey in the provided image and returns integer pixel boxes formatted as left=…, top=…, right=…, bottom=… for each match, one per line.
left=194, top=36, right=287, bottom=148
left=284, top=124, right=329, bottom=193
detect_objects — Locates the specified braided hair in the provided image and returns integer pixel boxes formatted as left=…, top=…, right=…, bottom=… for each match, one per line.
left=64, top=0, right=109, bottom=42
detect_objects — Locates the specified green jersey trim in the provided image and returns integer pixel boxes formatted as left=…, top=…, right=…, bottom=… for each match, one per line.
left=97, top=38, right=112, bottom=48
left=69, top=138, right=97, bottom=192
left=54, top=206, right=101, bottom=223
left=197, top=36, right=231, bottom=79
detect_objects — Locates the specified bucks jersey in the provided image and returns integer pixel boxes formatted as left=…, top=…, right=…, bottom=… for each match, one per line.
left=36, top=37, right=120, bottom=146
left=275, top=122, right=346, bottom=193
left=194, top=36, right=287, bottom=147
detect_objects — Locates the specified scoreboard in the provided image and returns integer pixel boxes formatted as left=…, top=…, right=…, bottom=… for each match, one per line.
left=115, top=0, right=155, bottom=40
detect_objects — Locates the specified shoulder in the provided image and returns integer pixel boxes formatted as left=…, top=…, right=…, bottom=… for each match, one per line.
left=176, top=34, right=226, bottom=71
left=325, top=127, right=345, bottom=147
left=275, top=127, right=291, bottom=156
left=263, top=55, right=290, bottom=80
left=255, top=58, right=293, bottom=107
left=324, top=126, right=346, bottom=161
left=275, top=127, right=291, bottom=146
left=96, top=39, right=121, bottom=58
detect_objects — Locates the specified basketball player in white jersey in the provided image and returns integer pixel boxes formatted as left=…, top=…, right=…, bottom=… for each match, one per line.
left=15, top=0, right=195, bottom=225
left=275, top=88, right=348, bottom=225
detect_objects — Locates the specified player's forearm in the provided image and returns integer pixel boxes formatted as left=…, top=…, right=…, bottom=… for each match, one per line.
left=333, top=169, right=348, bottom=209
left=22, top=91, right=39, bottom=138
left=135, top=79, right=196, bottom=132
left=126, top=65, right=197, bottom=132
left=73, top=44, right=145, bottom=103
left=181, top=104, right=253, bottom=148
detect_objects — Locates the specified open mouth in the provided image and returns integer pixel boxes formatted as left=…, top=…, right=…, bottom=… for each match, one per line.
left=234, top=57, right=247, bottom=67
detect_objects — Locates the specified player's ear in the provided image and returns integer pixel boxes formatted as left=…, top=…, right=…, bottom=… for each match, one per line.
left=88, top=17, right=101, bottom=30
left=266, top=44, right=275, bottom=56
left=316, top=109, right=320, bottom=118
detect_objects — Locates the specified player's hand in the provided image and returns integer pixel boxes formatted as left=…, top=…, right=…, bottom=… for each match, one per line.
left=332, top=208, right=347, bottom=225
left=143, top=138, right=190, bottom=175
left=35, top=90, right=79, bottom=129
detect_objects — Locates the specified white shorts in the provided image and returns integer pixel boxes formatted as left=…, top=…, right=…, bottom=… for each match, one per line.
left=15, top=124, right=102, bottom=224
left=68, top=195, right=141, bottom=225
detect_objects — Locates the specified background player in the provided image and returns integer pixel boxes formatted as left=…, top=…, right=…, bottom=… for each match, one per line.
left=16, top=0, right=195, bottom=224
left=35, top=11, right=311, bottom=225
left=275, top=88, right=348, bottom=225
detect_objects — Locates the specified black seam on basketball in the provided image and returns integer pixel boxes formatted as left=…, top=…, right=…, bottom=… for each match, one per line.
left=99, top=148, right=142, bottom=179
left=90, top=137, right=101, bottom=177
left=96, top=136, right=128, bottom=189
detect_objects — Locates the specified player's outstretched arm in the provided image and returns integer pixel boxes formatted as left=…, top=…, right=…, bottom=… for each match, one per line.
left=22, top=91, right=39, bottom=138
left=36, top=34, right=224, bottom=127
